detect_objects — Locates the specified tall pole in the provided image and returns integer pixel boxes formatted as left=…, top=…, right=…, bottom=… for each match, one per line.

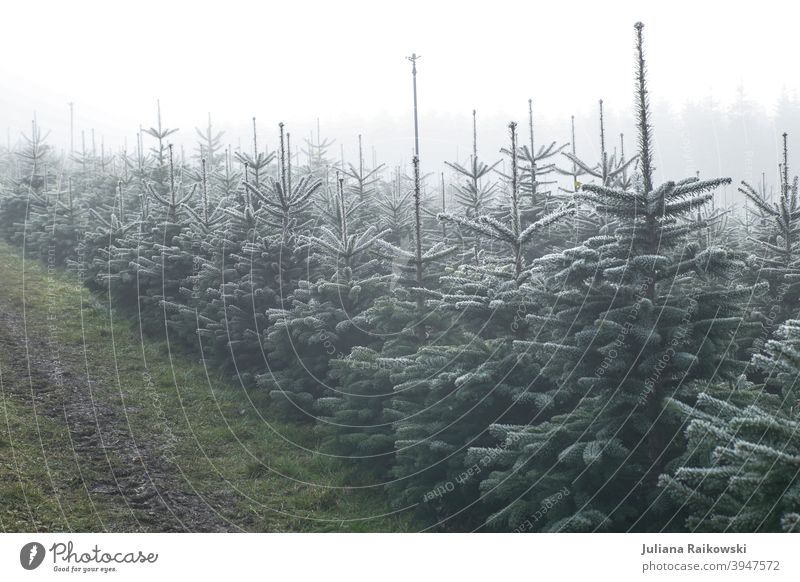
left=252, top=117, right=259, bottom=187
left=783, top=133, right=790, bottom=264
left=406, top=52, right=423, bottom=267
left=279, top=122, right=286, bottom=194
left=407, top=53, right=425, bottom=343
left=528, top=99, right=536, bottom=204
left=571, top=115, right=579, bottom=243
left=472, top=109, right=477, bottom=161
left=441, top=171, right=446, bottom=240
left=508, top=122, right=523, bottom=278
left=407, top=53, right=421, bottom=158
left=68, top=102, right=74, bottom=155
left=599, top=99, right=608, bottom=185
left=358, top=134, right=364, bottom=202
left=570, top=116, right=578, bottom=189
left=472, top=109, right=479, bottom=196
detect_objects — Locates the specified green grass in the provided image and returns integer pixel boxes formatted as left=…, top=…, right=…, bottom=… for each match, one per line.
left=0, top=395, right=110, bottom=532
left=0, top=243, right=415, bottom=532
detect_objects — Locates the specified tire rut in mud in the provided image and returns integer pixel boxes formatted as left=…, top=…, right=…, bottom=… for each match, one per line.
left=0, top=305, right=240, bottom=532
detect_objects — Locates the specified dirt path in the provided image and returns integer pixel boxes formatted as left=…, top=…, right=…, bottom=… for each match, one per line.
left=0, top=302, right=237, bottom=532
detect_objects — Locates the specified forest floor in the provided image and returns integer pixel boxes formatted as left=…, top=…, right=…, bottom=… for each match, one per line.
left=0, top=242, right=413, bottom=532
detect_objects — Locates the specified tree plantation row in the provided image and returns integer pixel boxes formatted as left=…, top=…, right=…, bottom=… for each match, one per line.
left=1, top=23, right=798, bottom=532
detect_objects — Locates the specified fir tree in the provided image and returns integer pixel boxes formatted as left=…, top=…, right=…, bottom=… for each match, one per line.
left=660, top=366, right=800, bottom=532
left=126, top=144, right=198, bottom=334
left=739, top=133, right=800, bottom=328
left=510, top=99, right=567, bottom=211
left=194, top=113, right=225, bottom=171
left=143, top=100, right=177, bottom=170
left=374, top=166, right=414, bottom=245
left=471, top=21, right=756, bottom=532
left=385, top=122, right=571, bottom=522
left=234, top=118, right=275, bottom=189
left=342, top=134, right=385, bottom=225
left=262, top=175, right=390, bottom=418
left=561, top=100, right=638, bottom=190
left=302, top=119, right=337, bottom=179
left=439, top=122, right=573, bottom=292
left=444, top=110, right=500, bottom=262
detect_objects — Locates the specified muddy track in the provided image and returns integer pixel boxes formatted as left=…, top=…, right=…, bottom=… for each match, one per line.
left=0, top=303, right=239, bottom=532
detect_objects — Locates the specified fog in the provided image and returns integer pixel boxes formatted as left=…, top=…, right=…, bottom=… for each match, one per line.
left=1, top=0, right=798, bottom=196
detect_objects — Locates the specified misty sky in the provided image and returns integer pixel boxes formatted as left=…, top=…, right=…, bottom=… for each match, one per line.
left=0, top=0, right=796, bottom=180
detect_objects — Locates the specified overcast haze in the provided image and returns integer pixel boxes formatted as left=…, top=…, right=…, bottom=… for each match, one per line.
left=1, top=0, right=797, bottom=185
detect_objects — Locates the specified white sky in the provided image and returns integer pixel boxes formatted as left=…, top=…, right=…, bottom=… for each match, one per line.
left=0, top=0, right=795, bottom=169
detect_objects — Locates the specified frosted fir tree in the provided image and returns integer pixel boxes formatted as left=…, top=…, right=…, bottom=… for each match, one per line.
left=192, top=164, right=270, bottom=373
left=1, top=120, right=55, bottom=248
left=385, top=336, right=546, bottom=525
left=69, top=129, right=93, bottom=175
left=373, top=156, right=457, bottom=346
left=435, top=121, right=573, bottom=330
left=9, top=122, right=86, bottom=266
left=45, top=177, right=87, bottom=267
left=384, top=171, right=564, bottom=514
left=142, top=144, right=196, bottom=222
left=120, top=128, right=154, bottom=190
left=307, top=248, right=404, bottom=465
left=443, top=121, right=573, bottom=279
left=302, top=119, right=337, bottom=180
left=180, top=159, right=226, bottom=232
left=67, top=134, right=144, bottom=293
left=194, top=113, right=225, bottom=172
left=446, top=110, right=499, bottom=218
left=344, top=162, right=457, bottom=371
left=364, top=54, right=458, bottom=348
left=342, top=134, right=385, bottom=224
left=313, top=53, right=471, bottom=500
left=143, top=100, right=178, bottom=172
left=77, top=179, right=144, bottom=307
left=443, top=109, right=500, bottom=262
left=739, top=171, right=772, bottom=237
left=739, top=133, right=800, bottom=326
left=245, top=123, right=319, bottom=237
left=122, top=144, right=199, bottom=334
left=317, top=153, right=455, bottom=467
left=470, top=22, right=759, bottom=532
left=316, top=346, right=399, bottom=473
left=507, top=99, right=567, bottom=213
left=234, top=118, right=275, bottom=189
left=556, top=104, right=638, bottom=245
left=373, top=166, right=414, bottom=245
left=752, top=318, right=800, bottom=408
left=260, top=174, right=391, bottom=419
left=560, top=100, right=638, bottom=191
left=215, top=147, right=243, bottom=200
left=383, top=122, right=571, bottom=522
left=557, top=115, right=588, bottom=198
left=94, top=143, right=190, bottom=338
left=322, top=290, right=460, bottom=482
left=660, top=356, right=800, bottom=532
left=206, top=124, right=320, bottom=382
left=161, top=158, right=229, bottom=347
